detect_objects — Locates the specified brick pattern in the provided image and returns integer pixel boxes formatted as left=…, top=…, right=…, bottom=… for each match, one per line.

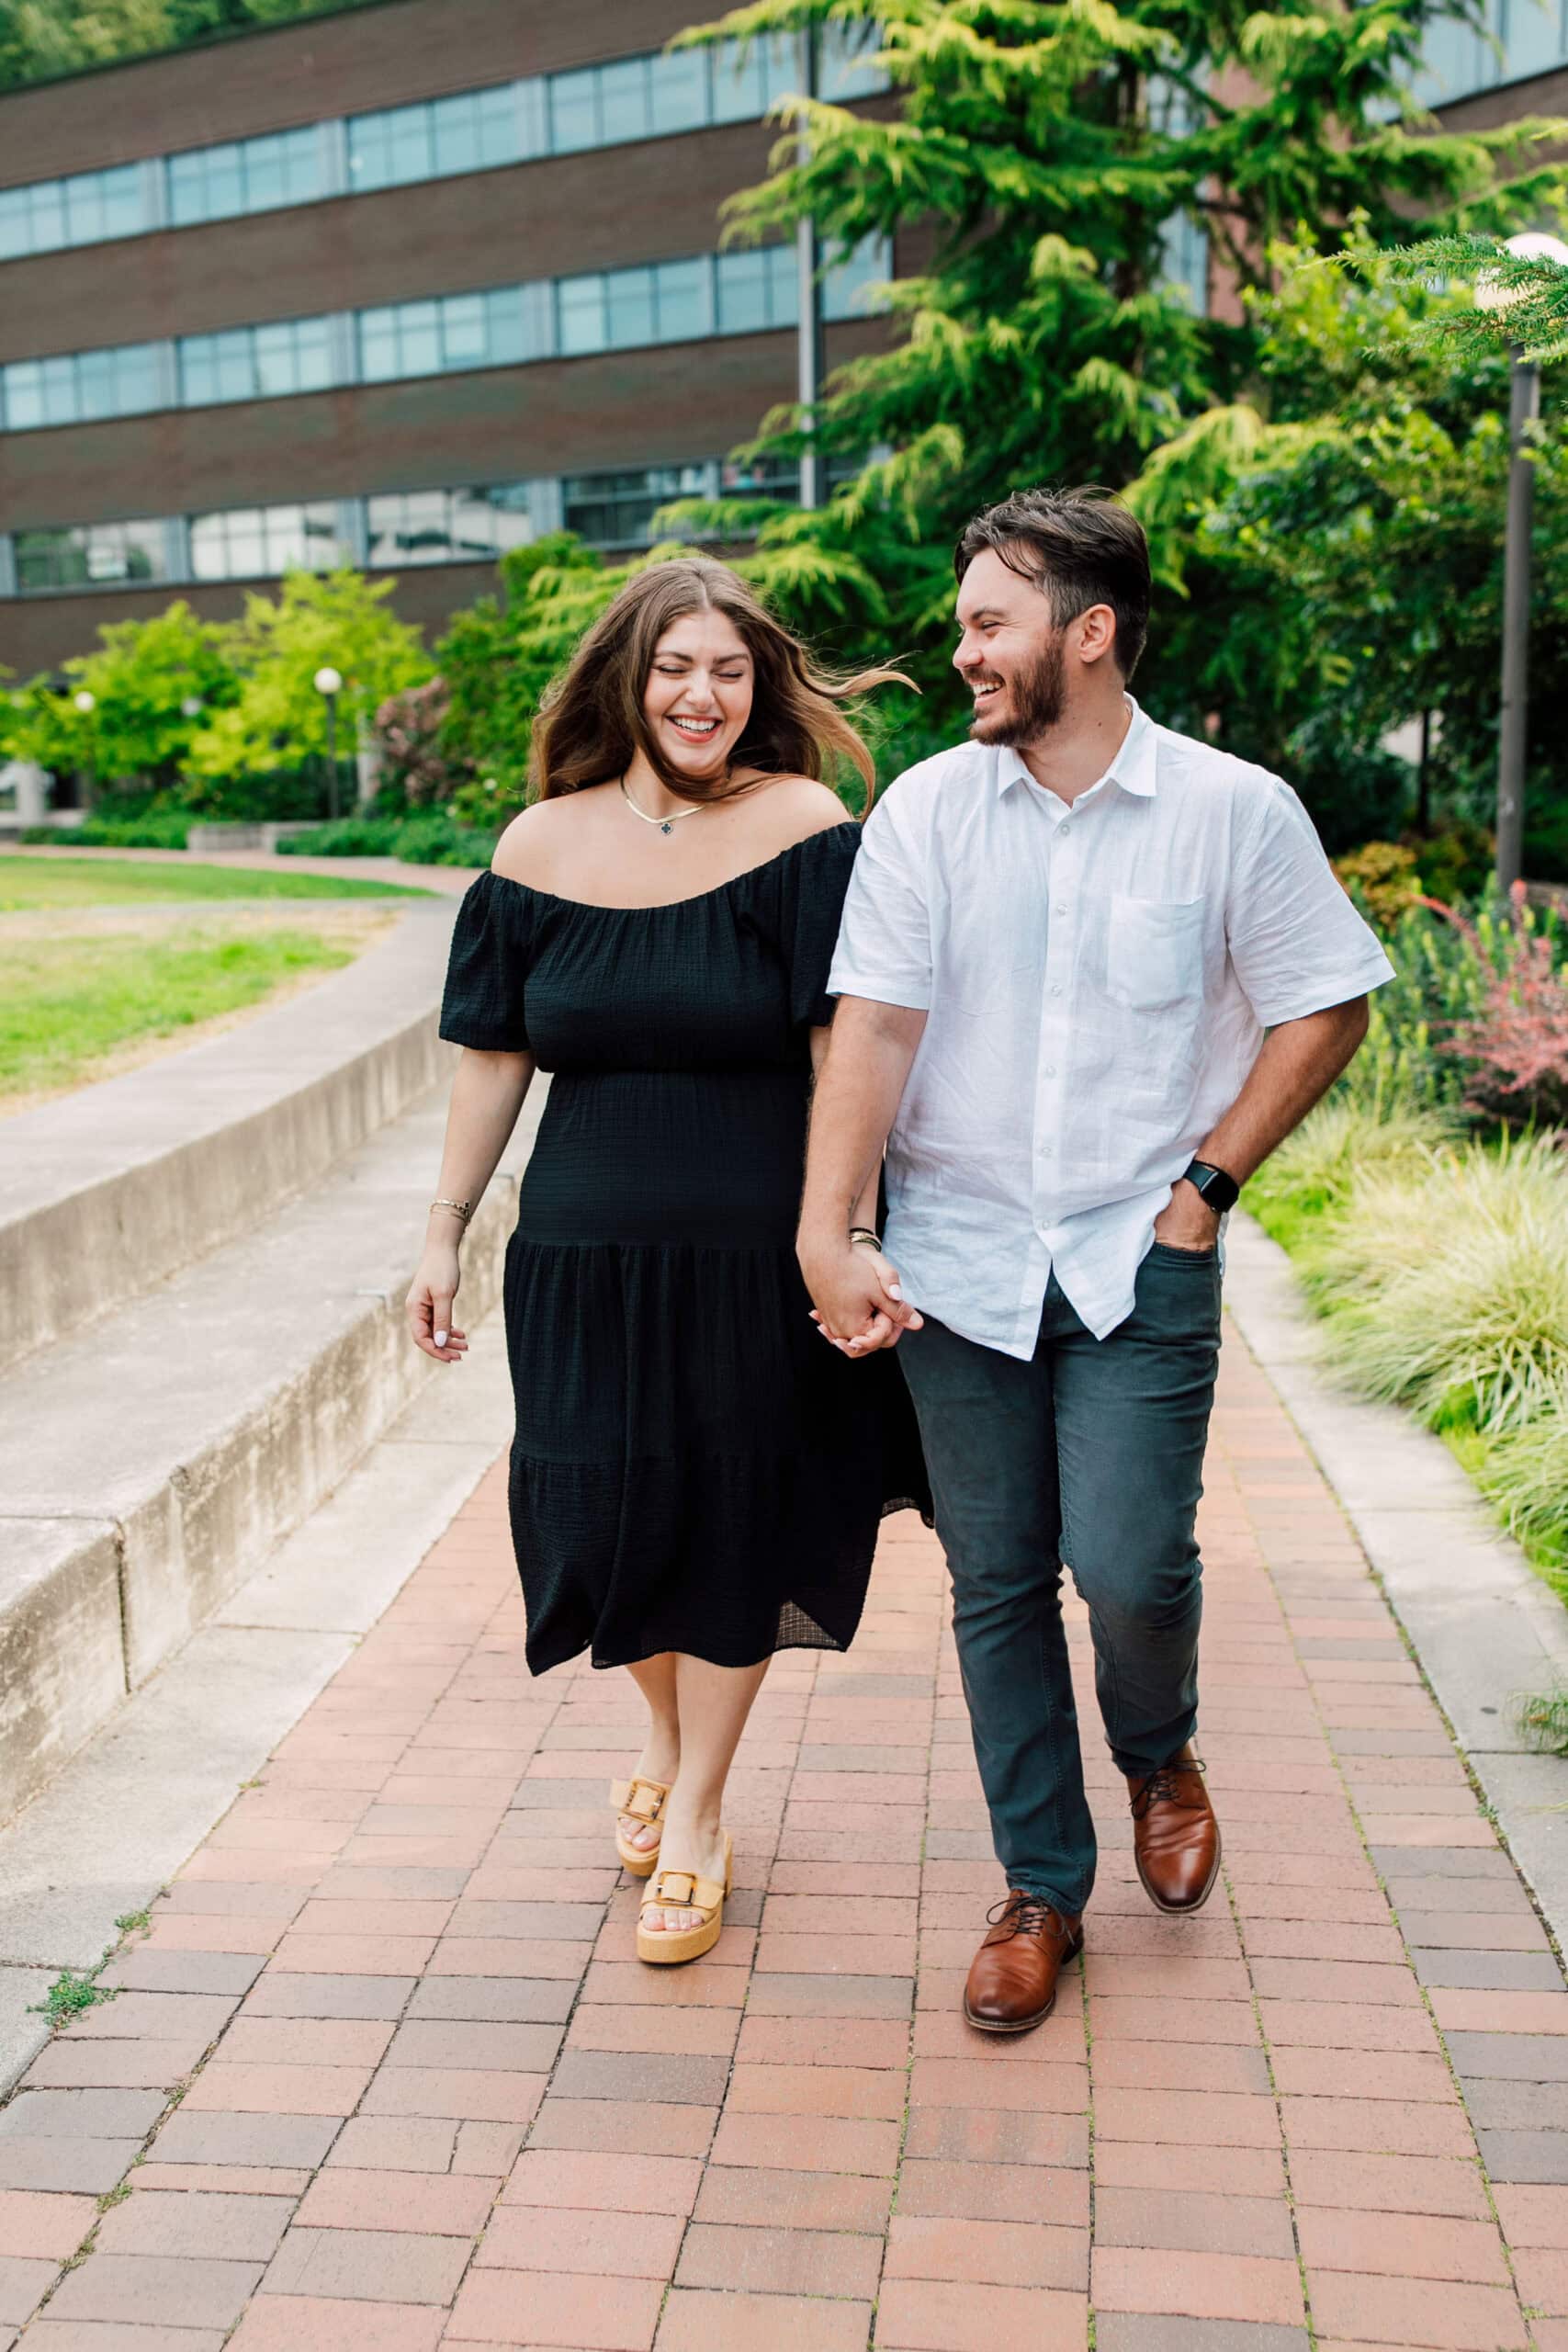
left=5, top=1317, right=1564, bottom=2349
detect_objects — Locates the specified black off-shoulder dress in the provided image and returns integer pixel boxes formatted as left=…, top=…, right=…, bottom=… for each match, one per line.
left=438, top=820, right=929, bottom=1678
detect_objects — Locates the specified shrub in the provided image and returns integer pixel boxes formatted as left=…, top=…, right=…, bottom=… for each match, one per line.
left=1428, top=885, right=1568, bottom=1129
left=376, top=678, right=460, bottom=806
left=69, top=810, right=192, bottom=849
left=1335, top=841, right=1422, bottom=927
left=277, top=809, right=496, bottom=867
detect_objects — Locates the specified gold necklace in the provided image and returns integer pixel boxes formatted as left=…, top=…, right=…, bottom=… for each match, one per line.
left=620, top=774, right=711, bottom=839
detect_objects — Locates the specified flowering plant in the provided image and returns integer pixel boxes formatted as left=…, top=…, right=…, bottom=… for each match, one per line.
left=1422, top=885, right=1568, bottom=1129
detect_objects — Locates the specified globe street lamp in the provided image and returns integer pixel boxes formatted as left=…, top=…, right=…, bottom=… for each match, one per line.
left=313, top=665, right=344, bottom=823
left=73, top=688, right=97, bottom=814
left=1476, top=230, right=1568, bottom=900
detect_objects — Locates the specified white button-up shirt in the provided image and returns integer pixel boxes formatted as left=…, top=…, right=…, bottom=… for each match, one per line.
left=828, top=698, right=1393, bottom=1354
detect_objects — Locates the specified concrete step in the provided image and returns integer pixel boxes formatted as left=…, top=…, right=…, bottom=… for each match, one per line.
left=0, top=1074, right=538, bottom=1820
left=0, top=897, right=463, bottom=1374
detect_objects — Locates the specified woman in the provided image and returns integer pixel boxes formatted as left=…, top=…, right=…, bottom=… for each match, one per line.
left=406, top=559, right=927, bottom=1965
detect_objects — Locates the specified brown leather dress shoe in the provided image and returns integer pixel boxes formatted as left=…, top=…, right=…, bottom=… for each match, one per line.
left=964, top=1891, right=1084, bottom=2034
left=1127, top=1744, right=1222, bottom=1914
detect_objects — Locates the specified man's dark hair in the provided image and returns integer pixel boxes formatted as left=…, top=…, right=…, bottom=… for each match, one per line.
left=953, top=486, right=1151, bottom=679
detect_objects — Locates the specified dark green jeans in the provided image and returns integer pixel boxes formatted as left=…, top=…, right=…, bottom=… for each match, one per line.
left=898, top=1242, right=1223, bottom=1920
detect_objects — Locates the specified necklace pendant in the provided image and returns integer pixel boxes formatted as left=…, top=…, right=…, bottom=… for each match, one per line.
left=660, top=820, right=674, bottom=836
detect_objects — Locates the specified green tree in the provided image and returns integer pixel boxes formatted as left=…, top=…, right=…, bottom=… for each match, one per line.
left=434, top=534, right=614, bottom=803
left=1128, top=228, right=1568, bottom=846
left=0, top=0, right=376, bottom=89
left=8, top=602, right=235, bottom=788
left=663, top=0, right=1568, bottom=795
left=184, top=569, right=430, bottom=790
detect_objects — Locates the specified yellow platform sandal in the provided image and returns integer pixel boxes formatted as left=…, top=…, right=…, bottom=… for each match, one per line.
left=610, top=1776, right=670, bottom=1880
left=636, top=1832, right=733, bottom=1966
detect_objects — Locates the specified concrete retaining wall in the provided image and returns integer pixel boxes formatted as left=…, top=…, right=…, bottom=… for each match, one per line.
left=0, top=899, right=459, bottom=1376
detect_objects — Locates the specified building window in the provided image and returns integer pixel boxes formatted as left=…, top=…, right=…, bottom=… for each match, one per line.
left=178, top=316, right=334, bottom=406
left=715, top=245, right=797, bottom=335
left=14, top=518, right=169, bottom=594
left=555, top=255, right=716, bottom=356
left=357, top=285, right=532, bottom=381
left=165, top=126, right=321, bottom=227
left=188, top=502, right=344, bottom=581
left=0, top=164, right=145, bottom=261
left=1410, top=0, right=1568, bottom=104
left=0, top=25, right=888, bottom=266
left=561, top=463, right=716, bottom=548
left=347, top=83, right=524, bottom=191
left=0, top=342, right=162, bottom=431
left=366, top=483, right=536, bottom=565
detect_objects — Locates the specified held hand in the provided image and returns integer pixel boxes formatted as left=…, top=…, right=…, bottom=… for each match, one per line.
left=1152, top=1179, right=1222, bottom=1255
left=800, top=1239, right=923, bottom=1357
left=406, top=1242, right=469, bottom=1363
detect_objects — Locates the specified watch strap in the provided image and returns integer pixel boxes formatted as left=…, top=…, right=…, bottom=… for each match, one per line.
left=1183, top=1159, right=1240, bottom=1212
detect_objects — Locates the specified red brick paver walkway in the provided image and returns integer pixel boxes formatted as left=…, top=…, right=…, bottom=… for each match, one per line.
left=4, top=1318, right=1565, bottom=2350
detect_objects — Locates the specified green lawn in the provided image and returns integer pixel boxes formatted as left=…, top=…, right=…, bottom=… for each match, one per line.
left=0, top=928, right=360, bottom=1101
left=0, top=855, right=428, bottom=910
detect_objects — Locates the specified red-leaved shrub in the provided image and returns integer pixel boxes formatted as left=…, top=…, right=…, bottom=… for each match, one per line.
left=1421, top=884, right=1568, bottom=1129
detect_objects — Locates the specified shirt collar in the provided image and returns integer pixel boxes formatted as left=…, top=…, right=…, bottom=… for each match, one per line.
left=994, top=695, right=1157, bottom=799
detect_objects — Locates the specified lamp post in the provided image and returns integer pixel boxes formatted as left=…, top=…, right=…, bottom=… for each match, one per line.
left=313, top=665, right=344, bottom=822
left=72, top=687, right=97, bottom=814
left=795, top=23, right=824, bottom=511
left=1476, top=230, right=1568, bottom=901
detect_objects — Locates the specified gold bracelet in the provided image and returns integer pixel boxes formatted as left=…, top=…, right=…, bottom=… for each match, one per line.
left=849, top=1227, right=883, bottom=1251
left=430, top=1196, right=472, bottom=1224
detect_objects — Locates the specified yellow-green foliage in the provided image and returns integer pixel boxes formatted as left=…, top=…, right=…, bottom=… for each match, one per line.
left=1316, top=1136, right=1568, bottom=1434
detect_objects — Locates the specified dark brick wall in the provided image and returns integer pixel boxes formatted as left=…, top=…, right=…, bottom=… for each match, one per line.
left=0, top=123, right=778, bottom=362
left=0, top=318, right=886, bottom=531
left=0, top=0, right=703, bottom=183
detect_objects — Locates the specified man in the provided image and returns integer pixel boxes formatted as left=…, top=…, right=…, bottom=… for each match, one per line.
left=798, top=486, right=1392, bottom=2034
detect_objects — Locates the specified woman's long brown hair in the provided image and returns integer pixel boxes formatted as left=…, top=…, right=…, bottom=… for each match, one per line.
left=530, top=557, right=912, bottom=811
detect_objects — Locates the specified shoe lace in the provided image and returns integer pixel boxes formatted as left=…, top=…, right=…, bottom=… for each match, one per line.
left=1130, top=1758, right=1207, bottom=1821
left=984, top=1891, right=1062, bottom=1940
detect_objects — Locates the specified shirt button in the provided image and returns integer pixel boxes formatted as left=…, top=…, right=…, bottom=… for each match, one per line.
left=1055, top=902, right=1066, bottom=915
left=1058, top=823, right=1070, bottom=837
left=1050, top=983, right=1063, bottom=997
left=1044, top=1064, right=1056, bottom=1077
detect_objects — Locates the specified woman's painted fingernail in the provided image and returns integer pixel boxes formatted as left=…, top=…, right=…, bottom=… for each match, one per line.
left=434, top=1330, right=447, bottom=1348
left=888, top=1284, right=904, bottom=1300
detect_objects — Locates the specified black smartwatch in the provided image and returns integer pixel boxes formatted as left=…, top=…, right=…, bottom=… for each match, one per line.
left=1181, top=1159, right=1240, bottom=1213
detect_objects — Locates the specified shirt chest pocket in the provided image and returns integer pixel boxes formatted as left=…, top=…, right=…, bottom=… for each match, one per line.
left=1108, top=893, right=1207, bottom=1012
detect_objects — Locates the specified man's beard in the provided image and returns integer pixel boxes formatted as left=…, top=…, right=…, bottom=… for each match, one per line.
left=969, top=633, right=1066, bottom=746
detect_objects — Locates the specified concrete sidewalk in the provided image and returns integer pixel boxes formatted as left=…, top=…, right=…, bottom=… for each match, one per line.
left=2, top=1315, right=1565, bottom=2351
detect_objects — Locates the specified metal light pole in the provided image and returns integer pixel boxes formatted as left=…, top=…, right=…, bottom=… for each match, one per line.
left=1476, top=232, right=1568, bottom=902
left=313, top=665, right=344, bottom=822
left=795, top=24, right=825, bottom=511
left=73, top=687, right=97, bottom=815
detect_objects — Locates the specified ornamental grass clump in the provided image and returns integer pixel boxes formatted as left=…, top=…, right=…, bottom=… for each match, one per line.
left=1244, top=1098, right=1453, bottom=1262
left=1478, top=1412, right=1568, bottom=1589
left=1317, top=1135, right=1568, bottom=1436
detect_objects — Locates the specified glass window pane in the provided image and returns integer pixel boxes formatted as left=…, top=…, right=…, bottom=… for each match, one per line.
left=716, top=248, right=769, bottom=334
left=114, top=344, right=161, bottom=415
left=252, top=322, right=297, bottom=395
left=346, top=114, right=399, bottom=189
left=358, top=308, right=400, bottom=380
left=650, top=47, right=706, bottom=134
left=243, top=133, right=288, bottom=211
left=557, top=273, right=606, bottom=355
left=819, top=18, right=888, bottom=101
left=767, top=242, right=798, bottom=323
left=29, top=182, right=68, bottom=250
left=482, top=286, right=529, bottom=365
left=395, top=300, right=442, bottom=377
left=474, top=83, right=522, bottom=166
left=189, top=514, right=229, bottom=579
left=75, top=349, right=119, bottom=420
left=0, top=187, right=31, bottom=259
left=654, top=256, right=708, bottom=342
left=549, top=69, right=598, bottom=152
left=166, top=152, right=207, bottom=224
left=99, top=164, right=144, bottom=237
left=599, top=57, right=651, bottom=144
left=179, top=334, right=217, bottom=405
left=431, top=91, right=478, bottom=175
left=4, top=362, right=47, bottom=429
left=604, top=266, right=656, bottom=348
left=711, top=37, right=765, bottom=122
left=440, top=293, right=489, bottom=366
left=823, top=235, right=885, bottom=320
